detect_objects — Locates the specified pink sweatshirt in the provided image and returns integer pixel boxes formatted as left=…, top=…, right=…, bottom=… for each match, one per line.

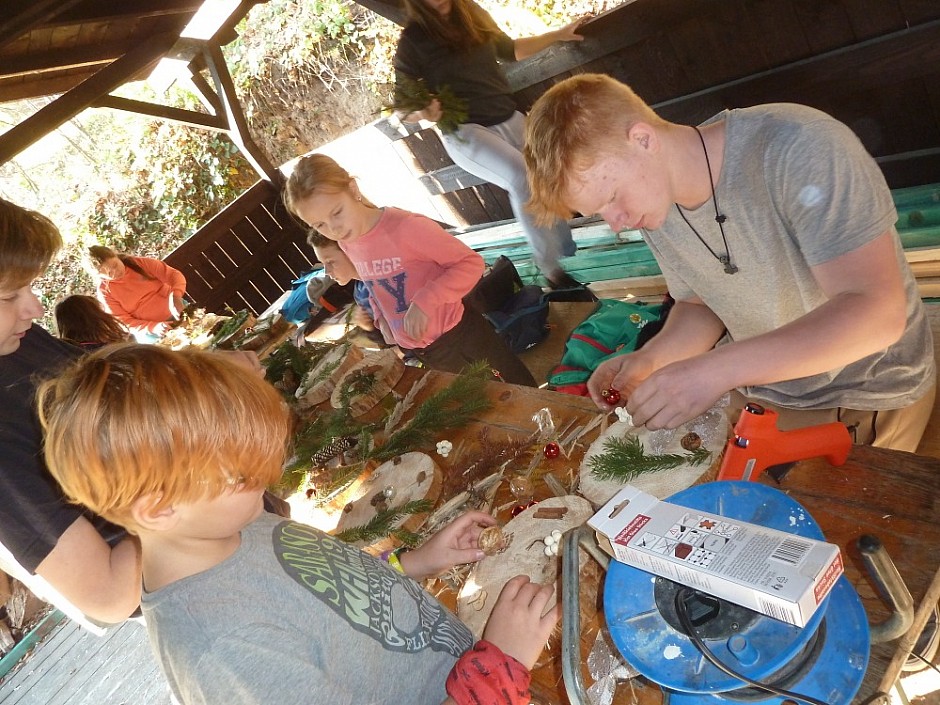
left=97, top=257, right=187, bottom=334
left=340, top=208, right=483, bottom=349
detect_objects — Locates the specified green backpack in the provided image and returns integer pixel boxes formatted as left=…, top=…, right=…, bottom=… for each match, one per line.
left=547, top=299, right=666, bottom=395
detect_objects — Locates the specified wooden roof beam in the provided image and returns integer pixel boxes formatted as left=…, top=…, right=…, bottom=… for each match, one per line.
left=0, top=72, right=98, bottom=104
left=0, top=42, right=140, bottom=78
left=201, top=41, right=281, bottom=184
left=91, top=95, right=227, bottom=131
left=43, top=0, right=204, bottom=28
left=0, top=30, right=181, bottom=166
left=0, top=0, right=86, bottom=53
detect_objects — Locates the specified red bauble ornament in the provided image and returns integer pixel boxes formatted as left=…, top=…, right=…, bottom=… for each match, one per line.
left=602, top=388, right=621, bottom=405
left=510, top=500, right=538, bottom=517
left=543, top=441, right=561, bottom=459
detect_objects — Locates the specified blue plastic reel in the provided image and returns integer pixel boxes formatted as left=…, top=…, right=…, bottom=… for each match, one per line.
left=603, top=481, right=870, bottom=704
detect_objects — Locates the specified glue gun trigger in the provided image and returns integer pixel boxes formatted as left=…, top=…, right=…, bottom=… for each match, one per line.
left=765, top=462, right=797, bottom=483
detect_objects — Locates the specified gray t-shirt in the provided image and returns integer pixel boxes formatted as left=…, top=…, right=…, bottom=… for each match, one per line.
left=141, top=512, right=473, bottom=705
left=645, top=103, right=935, bottom=409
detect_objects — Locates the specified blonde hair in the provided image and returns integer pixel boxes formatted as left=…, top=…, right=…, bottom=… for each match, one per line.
left=0, top=198, right=63, bottom=290
left=283, top=153, right=376, bottom=221
left=524, top=73, right=666, bottom=224
left=38, top=344, right=292, bottom=528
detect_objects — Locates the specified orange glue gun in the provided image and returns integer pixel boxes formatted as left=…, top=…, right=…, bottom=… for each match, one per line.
left=717, top=402, right=852, bottom=482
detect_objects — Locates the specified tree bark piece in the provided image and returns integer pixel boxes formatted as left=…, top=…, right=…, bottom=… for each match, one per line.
left=329, top=348, right=405, bottom=417
left=333, top=451, right=442, bottom=552
left=295, top=342, right=363, bottom=409
left=456, top=495, right=594, bottom=638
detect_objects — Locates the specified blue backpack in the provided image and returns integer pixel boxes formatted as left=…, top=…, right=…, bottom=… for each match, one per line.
left=464, top=257, right=551, bottom=354
left=482, top=284, right=550, bottom=353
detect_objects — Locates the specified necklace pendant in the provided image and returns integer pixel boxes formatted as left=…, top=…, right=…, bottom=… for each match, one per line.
left=719, top=256, right=738, bottom=275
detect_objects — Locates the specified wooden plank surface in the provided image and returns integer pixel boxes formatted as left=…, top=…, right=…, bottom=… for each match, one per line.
left=0, top=619, right=171, bottom=705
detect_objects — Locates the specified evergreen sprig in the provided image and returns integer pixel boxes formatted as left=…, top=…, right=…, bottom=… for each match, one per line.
left=392, top=76, right=469, bottom=134
left=306, top=461, right=368, bottom=506
left=335, top=499, right=433, bottom=544
left=588, top=434, right=712, bottom=482
left=263, top=340, right=338, bottom=400
left=336, top=367, right=378, bottom=410
left=282, top=408, right=375, bottom=489
left=373, top=362, right=492, bottom=461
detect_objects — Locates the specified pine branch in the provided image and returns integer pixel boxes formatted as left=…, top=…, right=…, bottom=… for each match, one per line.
left=391, top=76, right=469, bottom=134
left=305, top=461, right=367, bottom=506
left=373, top=362, right=492, bottom=460
left=334, top=499, right=433, bottom=544
left=391, top=528, right=423, bottom=549
left=283, top=408, right=376, bottom=487
left=588, top=434, right=712, bottom=482
left=335, top=367, right=377, bottom=410
left=263, top=339, right=339, bottom=399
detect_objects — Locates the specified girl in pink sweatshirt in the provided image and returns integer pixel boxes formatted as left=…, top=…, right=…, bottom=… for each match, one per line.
left=285, top=153, right=534, bottom=386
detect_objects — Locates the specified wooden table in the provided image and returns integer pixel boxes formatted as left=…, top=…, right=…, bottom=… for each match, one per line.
left=770, top=446, right=940, bottom=702
left=332, top=367, right=940, bottom=704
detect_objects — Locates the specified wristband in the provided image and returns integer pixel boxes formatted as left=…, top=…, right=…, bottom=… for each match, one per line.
left=445, top=640, right=531, bottom=705
left=380, top=548, right=407, bottom=575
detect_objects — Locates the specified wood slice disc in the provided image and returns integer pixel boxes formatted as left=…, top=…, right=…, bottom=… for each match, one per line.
left=579, top=412, right=727, bottom=507
left=333, top=451, right=442, bottom=551
left=330, top=348, right=405, bottom=417
left=295, top=343, right=363, bottom=409
left=456, top=495, right=594, bottom=639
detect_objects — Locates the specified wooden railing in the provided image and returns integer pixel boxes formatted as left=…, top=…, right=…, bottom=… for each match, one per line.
left=164, top=179, right=316, bottom=315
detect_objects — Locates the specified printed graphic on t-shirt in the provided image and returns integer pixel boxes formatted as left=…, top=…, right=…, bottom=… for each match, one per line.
left=374, top=272, right=408, bottom=313
left=273, top=521, right=471, bottom=657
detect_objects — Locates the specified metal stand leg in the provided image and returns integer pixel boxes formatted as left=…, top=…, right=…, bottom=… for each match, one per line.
left=562, top=526, right=611, bottom=705
left=858, top=534, right=915, bottom=643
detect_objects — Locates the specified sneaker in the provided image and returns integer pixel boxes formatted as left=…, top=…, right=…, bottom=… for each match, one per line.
left=903, top=605, right=939, bottom=672
left=546, top=271, right=583, bottom=290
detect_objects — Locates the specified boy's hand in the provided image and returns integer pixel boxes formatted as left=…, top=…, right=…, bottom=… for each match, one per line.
left=399, top=511, right=495, bottom=580
left=482, top=575, right=559, bottom=669
left=586, top=349, right=656, bottom=411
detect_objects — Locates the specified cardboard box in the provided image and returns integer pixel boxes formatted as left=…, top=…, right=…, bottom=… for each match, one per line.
left=588, top=485, right=843, bottom=627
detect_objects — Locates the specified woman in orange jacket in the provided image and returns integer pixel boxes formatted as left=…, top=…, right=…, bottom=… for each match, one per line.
left=87, top=245, right=186, bottom=341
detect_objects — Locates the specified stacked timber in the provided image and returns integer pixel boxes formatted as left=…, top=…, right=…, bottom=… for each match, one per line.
left=896, top=184, right=940, bottom=298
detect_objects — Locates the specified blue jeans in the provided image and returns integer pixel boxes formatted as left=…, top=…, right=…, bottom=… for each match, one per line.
left=442, top=111, right=575, bottom=279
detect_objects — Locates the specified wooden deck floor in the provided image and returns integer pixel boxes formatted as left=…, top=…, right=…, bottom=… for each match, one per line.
left=0, top=618, right=171, bottom=705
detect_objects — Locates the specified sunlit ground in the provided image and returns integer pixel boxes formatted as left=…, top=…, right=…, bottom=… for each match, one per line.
left=893, top=663, right=940, bottom=703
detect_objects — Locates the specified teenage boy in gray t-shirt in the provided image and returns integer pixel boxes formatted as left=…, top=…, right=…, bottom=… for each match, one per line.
left=524, top=73, right=935, bottom=452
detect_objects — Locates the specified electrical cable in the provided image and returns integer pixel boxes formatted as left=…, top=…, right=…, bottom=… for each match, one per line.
left=674, top=587, right=832, bottom=705
left=906, top=649, right=940, bottom=676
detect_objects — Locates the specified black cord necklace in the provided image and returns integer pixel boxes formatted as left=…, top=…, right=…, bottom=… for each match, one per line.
left=675, top=125, right=738, bottom=275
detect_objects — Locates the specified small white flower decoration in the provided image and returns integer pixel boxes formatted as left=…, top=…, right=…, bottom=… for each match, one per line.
left=543, top=529, right=563, bottom=557
left=614, top=407, right=632, bottom=424
left=436, top=440, right=453, bottom=458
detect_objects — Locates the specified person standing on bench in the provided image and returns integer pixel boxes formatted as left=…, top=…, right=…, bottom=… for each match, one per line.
left=393, top=0, right=585, bottom=287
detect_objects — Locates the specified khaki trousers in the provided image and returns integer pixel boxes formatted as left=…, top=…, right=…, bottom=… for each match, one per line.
left=728, top=383, right=936, bottom=453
